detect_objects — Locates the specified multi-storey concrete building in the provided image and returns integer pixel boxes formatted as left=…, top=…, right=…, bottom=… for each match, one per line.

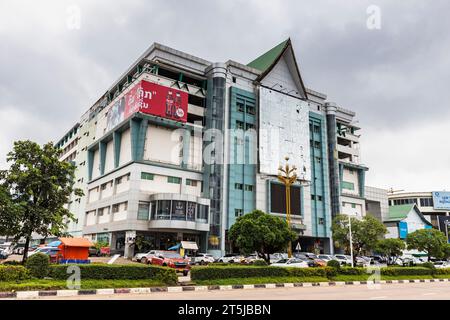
left=388, top=191, right=450, bottom=231
left=56, top=39, right=368, bottom=257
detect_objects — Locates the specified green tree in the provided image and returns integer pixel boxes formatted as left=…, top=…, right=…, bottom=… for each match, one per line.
left=331, top=214, right=387, bottom=263
left=375, top=238, right=405, bottom=265
left=0, top=140, right=83, bottom=262
left=406, top=228, right=448, bottom=261
left=228, top=210, right=297, bottom=263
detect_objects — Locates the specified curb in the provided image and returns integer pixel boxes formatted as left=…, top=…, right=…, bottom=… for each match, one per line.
left=2, top=278, right=449, bottom=299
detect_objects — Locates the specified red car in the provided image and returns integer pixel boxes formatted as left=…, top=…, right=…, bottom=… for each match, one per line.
left=150, top=251, right=190, bottom=276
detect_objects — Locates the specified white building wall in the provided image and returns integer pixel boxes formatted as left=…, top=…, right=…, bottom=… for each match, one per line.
left=92, top=149, right=100, bottom=179
left=104, top=140, right=114, bottom=174
left=260, top=55, right=302, bottom=99
left=144, top=125, right=182, bottom=165
left=342, top=168, right=360, bottom=196
left=119, top=129, right=131, bottom=165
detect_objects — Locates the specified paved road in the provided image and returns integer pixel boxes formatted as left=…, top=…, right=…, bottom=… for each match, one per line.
left=29, top=282, right=450, bottom=300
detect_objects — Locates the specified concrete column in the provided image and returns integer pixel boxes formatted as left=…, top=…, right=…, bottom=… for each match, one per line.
left=124, top=230, right=136, bottom=259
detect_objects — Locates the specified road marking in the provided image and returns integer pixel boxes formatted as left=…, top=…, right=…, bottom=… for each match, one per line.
left=107, top=254, right=120, bottom=264
left=370, top=296, right=387, bottom=300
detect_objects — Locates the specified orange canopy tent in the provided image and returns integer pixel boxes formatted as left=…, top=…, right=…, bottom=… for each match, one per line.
left=57, top=237, right=93, bottom=263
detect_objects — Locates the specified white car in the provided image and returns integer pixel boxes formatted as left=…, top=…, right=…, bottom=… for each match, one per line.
left=217, top=254, right=244, bottom=263
left=134, top=250, right=164, bottom=264
left=271, top=258, right=309, bottom=268
left=333, top=254, right=352, bottom=266
left=318, top=254, right=334, bottom=262
left=191, top=253, right=215, bottom=265
left=270, top=253, right=288, bottom=262
left=433, top=261, right=449, bottom=269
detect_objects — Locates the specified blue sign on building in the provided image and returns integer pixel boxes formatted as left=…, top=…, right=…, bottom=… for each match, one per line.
left=398, top=221, right=408, bottom=239
left=432, top=191, right=450, bottom=210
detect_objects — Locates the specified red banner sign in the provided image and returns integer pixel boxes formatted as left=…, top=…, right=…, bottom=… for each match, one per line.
left=106, top=80, right=188, bottom=132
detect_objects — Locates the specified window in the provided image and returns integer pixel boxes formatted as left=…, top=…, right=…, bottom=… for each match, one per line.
left=123, top=202, right=128, bottom=211
left=244, top=185, right=254, bottom=192
left=167, top=176, right=181, bottom=184
left=101, top=184, right=107, bottom=190
left=313, top=125, right=320, bottom=133
left=186, top=179, right=198, bottom=187
left=197, top=204, right=209, bottom=221
left=116, top=177, right=122, bottom=185
left=237, top=102, right=245, bottom=112
left=141, top=172, right=154, bottom=180
left=137, top=202, right=150, bottom=220
left=318, top=196, right=323, bottom=202
left=246, top=106, right=256, bottom=115
left=314, top=141, right=321, bottom=149
left=316, top=157, right=322, bottom=164
left=171, top=201, right=186, bottom=220
left=236, top=120, right=244, bottom=129
left=342, top=181, right=355, bottom=191
left=235, top=183, right=243, bottom=190
left=351, top=203, right=356, bottom=209
left=311, top=195, right=316, bottom=200
left=157, top=200, right=171, bottom=219
left=420, top=198, right=433, bottom=207
left=98, top=208, right=104, bottom=216
left=246, top=123, right=254, bottom=130
left=318, top=218, right=325, bottom=225
left=112, top=204, right=119, bottom=213
left=235, top=209, right=243, bottom=217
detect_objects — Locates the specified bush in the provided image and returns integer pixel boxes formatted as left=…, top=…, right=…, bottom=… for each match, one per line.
left=327, top=260, right=341, bottom=269
left=380, top=267, right=432, bottom=276
left=253, top=260, right=268, bottom=266
left=338, top=267, right=366, bottom=275
left=422, top=262, right=435, bottom=270
left=25, top=253, right=50, bottom=279
left=1, top=260, right=23, bottom=266
left=190, top=266, right=328, bottom=281
left=435, top=268, right=450, bottom=275
left=48, top=264, right=177, bottom=285
left=0, top=265, right=31, bottom=281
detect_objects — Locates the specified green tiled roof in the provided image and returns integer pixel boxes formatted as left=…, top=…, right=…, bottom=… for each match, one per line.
left=247, top=39, right=289, bottom=72
left=387, top=204, right=414, bottom=221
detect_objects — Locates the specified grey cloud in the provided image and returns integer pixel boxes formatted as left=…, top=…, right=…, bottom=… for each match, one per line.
left=1, top=0, right=449, bottom=191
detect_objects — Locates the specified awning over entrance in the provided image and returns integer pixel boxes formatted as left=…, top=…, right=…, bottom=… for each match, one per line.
left=181, top=241, right=198, bottom=250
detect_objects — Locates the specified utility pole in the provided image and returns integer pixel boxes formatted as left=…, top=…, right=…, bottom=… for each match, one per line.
left=348, top=215, right=354, bottom=268
left=278, top=157, right=298, bottom=258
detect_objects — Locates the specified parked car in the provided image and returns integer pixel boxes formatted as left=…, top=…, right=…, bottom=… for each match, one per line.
left=356, top=256, right=371, bottom=267
left=270, top=253, right=288, bottom=262
left=433, top=261, right=449, bottom=269
left=333, top=254, right=352, bottom=266
left=318, top=254, right=334, bottom=263
left=139, top=250, right=164, bottom=264
left=0, top=249, right=8, bottom=260
left=293, top=253, right=317, bottom=267
left=28, top=246, right=61, bottom=263
left=271, top=258, right=309, bottom=268
left=88, top=246, right=101, bottom=257
left=217, top=254, right=244, bottom=263
left=191, top=252, right=215, bottom=265
left=0, top=242, right=15, bottom=256
left=370, top=255, right=387, bottom=264
left=150, top=251, right=190, bottom=276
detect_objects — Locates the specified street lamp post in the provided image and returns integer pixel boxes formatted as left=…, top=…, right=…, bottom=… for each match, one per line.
left=445, top=220, right=449, bottom=244
left=348, top=215, right=354, bottom=268
left=278, top=157, right=298, bottom=258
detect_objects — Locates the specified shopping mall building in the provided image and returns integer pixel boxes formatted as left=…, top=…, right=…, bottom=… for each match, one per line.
left=54, top=39, right=369, bottom=258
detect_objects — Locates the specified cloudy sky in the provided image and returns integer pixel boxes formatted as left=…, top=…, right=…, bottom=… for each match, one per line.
left=1, top=0, right=449, bottom=192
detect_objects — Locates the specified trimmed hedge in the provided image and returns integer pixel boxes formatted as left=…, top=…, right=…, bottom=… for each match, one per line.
left=435, top=268, right=450, bottom=275
left=380, top=267, right=433, bottom=276
left=0, top=265, right=31, bottom=281
left=48, top=264, right=177, bottom=284
left=191, top=266, right=329, bottom=281
left=338, top=267, right=366, bottom=275
left=191, top=265, right=450, bottom=281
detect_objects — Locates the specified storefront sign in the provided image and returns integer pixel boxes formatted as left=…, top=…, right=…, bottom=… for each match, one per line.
left=432, top=191, right=450, bottom=210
